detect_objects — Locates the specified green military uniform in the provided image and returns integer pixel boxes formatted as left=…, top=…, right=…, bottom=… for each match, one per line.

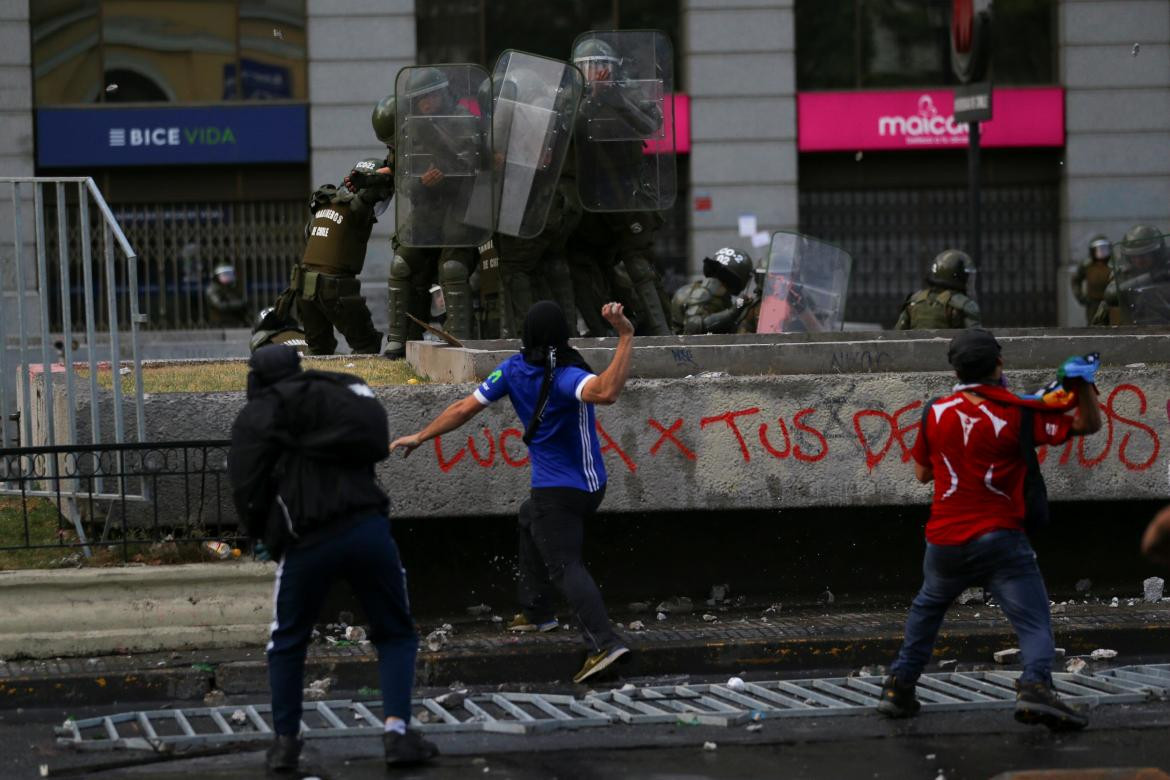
left=293, top=167, right=388, bottom=355
left=205, top=265, right=249, bottom=327
left=1089, top=281, right=1120, bottom=326
left=894, top=249, right=981, bottom=330
left=1072, top=235, right=1113, bottom=324
left=669, top=247, right=755, bottom=335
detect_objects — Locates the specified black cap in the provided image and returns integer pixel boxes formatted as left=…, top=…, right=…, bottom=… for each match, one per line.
left=947, top=328, right=1001, bottom=380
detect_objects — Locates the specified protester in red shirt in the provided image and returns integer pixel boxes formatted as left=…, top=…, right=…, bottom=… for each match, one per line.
left=878, top=329, right=1102, bottom=731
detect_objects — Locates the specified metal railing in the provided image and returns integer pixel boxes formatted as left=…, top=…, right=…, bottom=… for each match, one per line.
left=0, top=177, right=146, bottom=452
left=0, top=440, right=240, bottom=564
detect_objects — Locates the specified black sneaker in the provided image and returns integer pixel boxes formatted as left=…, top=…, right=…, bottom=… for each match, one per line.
left=384, top=728, right=439, bottom=767
left=265, top=734, right=302, bottom=773
left=1014, top=680, right=1089, bottom=731
left=876, top=674, right=921, bottom=718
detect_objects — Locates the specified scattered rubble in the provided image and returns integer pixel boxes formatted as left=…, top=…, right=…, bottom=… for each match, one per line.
left=344, top=626, right=366, bottom=642
left=628, top=620, right=646, bottom=631
left=203, top=689, right=226, bottom=706
left=702, top=613, right=718, bottom=622
left=656, top=612, right=668, bottom=621
left=854, top=665, right=887, bottom=677
left=762, top=603, right=782, bottom=615
left=435, top=690, right=468, bottom=708
left=993, top=648, right=1020, bottom=664
left=746, top=723, right=763, bottom=732
left=230, top=709, right=247, bottom=726
left=1144, top=577, right=1165, bottom=603
left=702, top=741, right=718, bottom=751
left=618, top=683, right=637, bottom=693
left=656, top=596, right=694, bottom=614
left=1090, top=648, right=1118, bottom=661
left=938, top=659, right=958, bottom=670
left=303, top=678, right=332, bottom=701
left=726, top=677, right=746, bottom=690
left=1065, top=657, right=1088, bottom=675
left=1110, top=597, right=1120, bottom=607
left=425, top=628, right=451, bottom=652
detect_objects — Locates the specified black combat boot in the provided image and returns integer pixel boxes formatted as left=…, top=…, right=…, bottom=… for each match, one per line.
left=384, top=727, right=439, bottom=767
left=876, top=674, right=921, bottom=718
left=1014, top=680, right=1089, bottom=731
left=265, top=734, right=302, bottom=772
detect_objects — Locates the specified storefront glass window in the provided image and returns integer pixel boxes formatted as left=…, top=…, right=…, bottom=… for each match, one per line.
left=796, top=0, right=1055, bottom=90
left=32, top=0, right=307, bottom=105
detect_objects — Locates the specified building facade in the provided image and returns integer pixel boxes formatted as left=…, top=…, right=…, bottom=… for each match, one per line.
left=3, top=0, right=1168, bottom=330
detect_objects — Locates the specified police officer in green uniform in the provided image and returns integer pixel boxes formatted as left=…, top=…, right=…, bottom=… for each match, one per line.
left=570, top=38, right=673, bottom=336
left=293, top=161, right=390, bottom=355
left=894, top=249, right=981, bottom=330
left=671, top=247, right=754, bottom=335
left=1111, top=224, right=1170, bottom=325
left=206, top=264, right=250, bottom=327
left=1071, top=235, right=1113, bottom=324
left=378, top=74, right=479, bottom=358
left=250, top=306, right=308, bottom=353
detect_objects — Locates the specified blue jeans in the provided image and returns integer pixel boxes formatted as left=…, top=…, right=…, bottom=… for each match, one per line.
left=267, top=514, right=418, bottom=735
left=890, top=529, right=1055, bottom=686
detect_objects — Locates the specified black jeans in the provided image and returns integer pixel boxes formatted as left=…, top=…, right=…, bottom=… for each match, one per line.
left=517, top=486, right=621, bottom=653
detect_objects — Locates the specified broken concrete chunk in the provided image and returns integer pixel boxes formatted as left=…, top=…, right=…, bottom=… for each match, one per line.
left=655, top=596, right=694, bottom=614
left=628, top=620, right=646, bottom=631
left=993, top=648, right=1020, bottom=664
left=702, top=613, right=718, bottom=622
left=656, top=612, right=668, bottom=621
left=938, top=659, right=958, bottom=670
left=203, top=689, right=226, bottom=706
left=230, top=709, right=247, bottom=726
left=1089, top=648, right=1118, bottom=661
left=702, top=741, right=718, bottom=751
left=1143, top=577, right=1165, bottom=603
left=344, top=626, right=366, bottom=642
left=957, top=587, right=983, bottom=605
left=1065, top=657, right=1088, bottom=675
left=726, top=677, right=746, bottom=690
left=425, top=629, right=450, bottom=652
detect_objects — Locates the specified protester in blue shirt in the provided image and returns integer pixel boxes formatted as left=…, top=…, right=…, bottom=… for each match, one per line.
left=391, top=300, right=635, bottom=683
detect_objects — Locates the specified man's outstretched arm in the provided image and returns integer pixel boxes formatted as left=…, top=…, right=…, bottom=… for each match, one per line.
left=580, top=303, right=635, bottom=406
left=389, top=394, right=485, bottom=458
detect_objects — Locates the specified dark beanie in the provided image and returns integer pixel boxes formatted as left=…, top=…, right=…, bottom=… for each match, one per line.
left=947, top=328, right=1001, bottom=382
left=246, top=344, right=301, bottom=398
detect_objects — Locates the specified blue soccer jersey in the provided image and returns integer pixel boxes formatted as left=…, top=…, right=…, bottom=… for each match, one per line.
left=473, top=354, right=606, bottom=492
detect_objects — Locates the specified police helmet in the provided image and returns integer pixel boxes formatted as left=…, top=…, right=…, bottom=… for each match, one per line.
left=1088, top=234, right=1112, bottom=262
left=927, top=249, right=974, bottom=292
left=371, top=95, right=396, bottom=145
left=404, top=67, right=450, bottom=101
left=310, top=184, right=338, bottom=212
left=1120, top=224, right=1166, bottom=272
left=213, top=264, right=235, bottom=284
left=702, top=247, right=753, bottom=295
left=572, top=38, right=621, bottom=79
left=254, top=306, right=297, bottom=334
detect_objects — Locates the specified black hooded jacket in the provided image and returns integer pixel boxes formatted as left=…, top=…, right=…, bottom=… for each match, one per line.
left=228, top=346, right=390, bottom=560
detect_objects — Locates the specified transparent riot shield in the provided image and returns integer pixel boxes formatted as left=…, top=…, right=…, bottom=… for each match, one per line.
left=395, top=64, right=493, bottom=248
left=491, top=51, right=584, bottom=238
left=1113, top=230, right=1170, bottom=325
left=757, top=232, right=852, bottom=333
left=572, top=29, right=676, bottom=213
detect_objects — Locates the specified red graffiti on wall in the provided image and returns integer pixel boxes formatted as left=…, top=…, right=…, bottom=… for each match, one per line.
left=852, top=401, right=924, bottom=470
left=425, top=384, right=1162, bottom=476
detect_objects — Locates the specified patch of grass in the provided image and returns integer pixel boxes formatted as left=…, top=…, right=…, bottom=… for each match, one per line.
left=82, top=356, right=425, bottom=394
left=0, top=496, right=242, bottom=570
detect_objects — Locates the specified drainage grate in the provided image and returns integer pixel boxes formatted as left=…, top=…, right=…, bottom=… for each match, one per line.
left=55, top=667, right=1165, bottom=751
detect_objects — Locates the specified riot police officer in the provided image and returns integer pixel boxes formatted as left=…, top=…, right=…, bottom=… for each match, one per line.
left=292, top=161, right=390, bottom=355
left=205, top=264, right=250, bottom=327
left=570, top=38, right=673, bottom=336
left=1071, top=235, right=1112, bottom=324
left=894, top=250, right=981, bottom=330
left=250, top=306, right=308, bottom=353
left=380, top=73, right=479, bottom=358
left=1113, top=224, right=1170, bottom=325
left=671, top=248, right=754, bottom=335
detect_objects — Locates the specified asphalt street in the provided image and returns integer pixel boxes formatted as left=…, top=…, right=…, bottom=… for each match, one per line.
left=12, top=664, right=1170, bottom=780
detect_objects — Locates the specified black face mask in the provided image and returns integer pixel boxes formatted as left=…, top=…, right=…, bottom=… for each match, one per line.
left=520, top=301, right=591, bottom=445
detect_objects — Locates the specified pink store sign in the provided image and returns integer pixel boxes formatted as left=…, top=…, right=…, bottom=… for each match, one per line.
left=798, top=87, right=1064, bottom=151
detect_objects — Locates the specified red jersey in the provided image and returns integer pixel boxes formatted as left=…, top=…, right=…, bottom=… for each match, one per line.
left=912, top=389, right=1073, bottom=545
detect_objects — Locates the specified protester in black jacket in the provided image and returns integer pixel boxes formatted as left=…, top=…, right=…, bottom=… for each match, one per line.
left=228, top=344, right=437, bottom=772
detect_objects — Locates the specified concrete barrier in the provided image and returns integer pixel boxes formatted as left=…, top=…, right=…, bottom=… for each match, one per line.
left=40, top=330, right=1170, bottom=519
left=0, top=562, right=274, bottom=658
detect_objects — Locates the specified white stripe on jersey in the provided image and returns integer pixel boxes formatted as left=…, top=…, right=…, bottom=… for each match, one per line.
left=578, top=401, right=600, bottom=492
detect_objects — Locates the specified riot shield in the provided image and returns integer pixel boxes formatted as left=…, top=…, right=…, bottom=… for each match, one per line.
left=1113, top=230, right=1170, bottom=325
left=395, top=64, right=493, bottom=248
left=572, top=29, right=676, bottom=212
left=491, top=50, right=584, bottom=238
left=757, top=232, right=852, bottom=333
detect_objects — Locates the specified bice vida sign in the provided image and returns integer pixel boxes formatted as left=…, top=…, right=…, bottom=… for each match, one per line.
left=798, top=87, right=1063, bottom=152
left=36, top=104, right=308, bottom=167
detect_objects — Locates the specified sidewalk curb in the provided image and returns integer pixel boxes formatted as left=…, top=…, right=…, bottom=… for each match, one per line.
left=4, top=618, right=1167, bottom=708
